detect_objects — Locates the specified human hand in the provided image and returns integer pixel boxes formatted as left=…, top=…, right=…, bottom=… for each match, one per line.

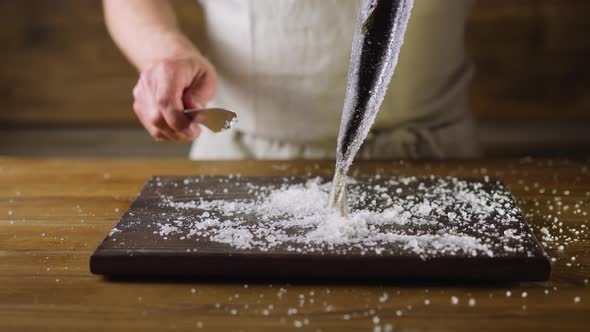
left=132, top=55, right=217, bottom=142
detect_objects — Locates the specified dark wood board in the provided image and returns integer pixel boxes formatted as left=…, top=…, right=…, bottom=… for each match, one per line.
left=90, top=176, right=551, bottom=282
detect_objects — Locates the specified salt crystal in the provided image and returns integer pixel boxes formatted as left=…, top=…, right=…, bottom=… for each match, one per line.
left=378, top=292, right=389, bottom=303
left=574, top=296, right=581, bottom=303
left=450, top=296, right=459, bottom=305
left=154, top=175, right=523, bottom=258
left=424, top=299, right=430, bottom=305
left=293, top=320, right=303, bottom=328
left=521, top=292, right=528, bottom=298
left=372, top=316, right=380, bottom=324
left=468, top=298, right=476, bottom=307
left=506, top=291, right=512, bottom=297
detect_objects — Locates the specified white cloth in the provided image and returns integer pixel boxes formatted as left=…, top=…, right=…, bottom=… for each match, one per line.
left=190, top=0, right=480, bottom=160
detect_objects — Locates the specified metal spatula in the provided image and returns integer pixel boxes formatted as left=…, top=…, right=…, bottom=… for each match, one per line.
left=183, top=108, right=238, bottom=133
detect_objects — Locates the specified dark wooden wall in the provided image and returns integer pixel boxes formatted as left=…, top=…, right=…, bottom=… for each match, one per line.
left=1, top=0, right=589, bottom=129
left=467, top=0, right=590, bottom=122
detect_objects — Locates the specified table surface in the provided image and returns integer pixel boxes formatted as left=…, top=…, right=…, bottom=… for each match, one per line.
left=1, top=157, right=588, bottom=332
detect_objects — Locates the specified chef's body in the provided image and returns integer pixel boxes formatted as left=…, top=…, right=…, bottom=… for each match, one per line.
left=103, top=0, right=480, bottom=160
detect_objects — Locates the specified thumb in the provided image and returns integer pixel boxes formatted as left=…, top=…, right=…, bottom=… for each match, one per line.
left=182, top=69, right=217, bottom=110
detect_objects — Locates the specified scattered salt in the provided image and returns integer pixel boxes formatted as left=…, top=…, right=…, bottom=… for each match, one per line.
left=450, top=296, right=459, bottom=305
left=151, top=176, right=524, bottom=258
left=574, top=296, right=581, bottom=303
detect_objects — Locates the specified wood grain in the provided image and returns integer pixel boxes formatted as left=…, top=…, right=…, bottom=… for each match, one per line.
left=0, top=0, right=206, bottom=127
left=467, top=0, right=590, bottom=121
left=1, top=0, right=589, bottom=129
left=0, top=158, right=588, bottom=331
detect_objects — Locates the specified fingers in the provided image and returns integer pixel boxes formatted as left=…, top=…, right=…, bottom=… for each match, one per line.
left=133, top=79, right=197, bottom=142
left=183, top=58, right=218, bottom=110
left=151, top=60, right=192, bottom=134
left=132, top=58, right=213, bottom=142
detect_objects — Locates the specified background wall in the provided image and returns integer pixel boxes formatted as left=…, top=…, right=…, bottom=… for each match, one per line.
left=0, top=0, right=589, bottom=157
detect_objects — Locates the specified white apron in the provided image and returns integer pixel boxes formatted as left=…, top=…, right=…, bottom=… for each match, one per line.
left=190, top=0, right=480, bottom=160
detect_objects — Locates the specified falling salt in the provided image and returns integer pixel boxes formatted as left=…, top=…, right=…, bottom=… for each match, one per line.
left=574, top=296, right=581, bottom=303
left=329, top=0, right=414, bottom=213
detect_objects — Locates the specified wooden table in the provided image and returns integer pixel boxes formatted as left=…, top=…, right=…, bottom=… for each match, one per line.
left=1, top=158, right=588, bottom=331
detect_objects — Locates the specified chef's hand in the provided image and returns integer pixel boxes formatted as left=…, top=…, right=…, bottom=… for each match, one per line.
left=132, top=55, right=217, bottom=142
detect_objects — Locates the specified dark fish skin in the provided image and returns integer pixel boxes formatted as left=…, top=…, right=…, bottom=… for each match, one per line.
left=328, top=0, right=413, bottom=213
left=337, top=0, right=413, bottom=168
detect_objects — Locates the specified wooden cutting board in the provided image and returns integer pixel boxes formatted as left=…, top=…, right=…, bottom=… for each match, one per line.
left=90, top=176, right=551, bottom=281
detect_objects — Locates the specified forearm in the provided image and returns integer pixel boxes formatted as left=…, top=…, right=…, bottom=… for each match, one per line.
left=103, top=0, right=200, bottom=71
